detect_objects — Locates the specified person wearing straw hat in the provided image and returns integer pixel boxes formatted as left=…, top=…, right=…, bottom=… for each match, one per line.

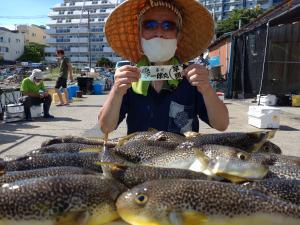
left=20, top=69, right=54, bottom=121
left=98, top=0, right=229, bottom=134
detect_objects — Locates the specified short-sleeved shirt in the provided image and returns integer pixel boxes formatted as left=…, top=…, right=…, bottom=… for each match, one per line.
left=59, top=56, right=70, bottom=79
left=118, top=78, right=210, bottom=134
left=21, top=77, right=45, bottom=94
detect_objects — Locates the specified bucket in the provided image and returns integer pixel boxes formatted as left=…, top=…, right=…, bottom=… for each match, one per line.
left=67, top=85, right=79, bottom=98
left=292, top=95, right=300, bottom=107
left=76, top=91, right=83, bottom=98
left=93, top=83, right=103, bottom=95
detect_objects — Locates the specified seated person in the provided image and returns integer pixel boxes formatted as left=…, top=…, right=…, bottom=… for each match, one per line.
left=20, top=69, right=54, bottom=121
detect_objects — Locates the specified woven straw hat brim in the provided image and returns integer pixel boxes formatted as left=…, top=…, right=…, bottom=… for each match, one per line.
left=105, top=0, right=214, bottom=63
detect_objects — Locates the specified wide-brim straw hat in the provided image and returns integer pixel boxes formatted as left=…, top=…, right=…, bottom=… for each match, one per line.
left=105, top=0, right=214, bottom=63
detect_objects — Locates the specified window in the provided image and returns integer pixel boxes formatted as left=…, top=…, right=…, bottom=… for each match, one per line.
left=8, top=38, right=10, bottom=43
left=43, top=36, right=46, bottom=39
left=59, top=11, right=64, bottom=15
left=98, top=18, right=104, bottom=22
left=0, top=37, right=3, bottom=42
left=69, top=2, right=75, bottom=6
left=92, top=1, right=98, bottom=4
left=16, top=39, right=20, bottom=43
left=89, top=18, right=95, bottom=22
left=66, top=19, right=72, bottom=23
left=68, top=11, right=74, bottom=14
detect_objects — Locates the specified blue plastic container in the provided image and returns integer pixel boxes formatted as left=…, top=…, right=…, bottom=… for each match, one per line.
left=93, top=83, right=103, bottom=95
left=209, top=56, right=221, bottom=67
left=67, top=85, right=79, bottom=98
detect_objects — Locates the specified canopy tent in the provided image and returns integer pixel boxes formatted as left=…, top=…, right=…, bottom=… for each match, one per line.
left=227, top=0, right=300, bottom=99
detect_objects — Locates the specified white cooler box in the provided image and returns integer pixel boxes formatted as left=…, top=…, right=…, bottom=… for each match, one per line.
left=248, top=106, right=281, bottom=129
left=3, top=103, right=25, bottom=123
left=257, top=94, right=277, bottom=106
left=31, top=104, right=43, bottom=118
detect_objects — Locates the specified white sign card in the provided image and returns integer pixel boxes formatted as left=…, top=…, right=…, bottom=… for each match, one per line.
left=140, top=65, right=184, bottom=81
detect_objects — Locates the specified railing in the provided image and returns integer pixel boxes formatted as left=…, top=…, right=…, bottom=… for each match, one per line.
left=46, top=29, right=56, bottom=34
left=70, top=37, right=89, bottom=43
left=45, top=47, right=57, bottom=53
left=70, top=47, right=89, bottom=53
left=45, top=56, right=57, bottom=62
left=46, top=38, right=57, bottom=43
left=70, top=28, right=89, bottom=33
left=103, top=47, right=113, bottom=53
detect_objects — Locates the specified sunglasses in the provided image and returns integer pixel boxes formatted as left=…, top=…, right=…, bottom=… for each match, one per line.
left=142, top=20, right=178, bottom=31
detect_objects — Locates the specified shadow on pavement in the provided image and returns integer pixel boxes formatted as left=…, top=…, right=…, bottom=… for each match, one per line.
left=0, top=133, right=23, bottom=145
left=33, top=117, right=82, bottom=122
left=0, top=135, right=34, bottom=155
left=0, top=122, right=40, bottom=132
left=279, top=125, right=299, bottom=131
left=66, top=105, right=102, bottom=108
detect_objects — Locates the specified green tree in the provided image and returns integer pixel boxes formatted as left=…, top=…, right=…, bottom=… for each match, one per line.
left=216, top=6, right=264, bottom=37
left=96, top=57, right=114, bottom=68
left=18, top=42, right=46, bottom=62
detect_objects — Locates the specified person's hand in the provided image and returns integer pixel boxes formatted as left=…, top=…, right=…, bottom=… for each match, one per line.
left=112, top=65, right=140, bottom=96
left=184, top=64, right=211, bottom=94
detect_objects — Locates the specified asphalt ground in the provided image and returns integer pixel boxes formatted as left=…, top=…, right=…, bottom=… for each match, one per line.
left=0, top=94, right=299, bottom=157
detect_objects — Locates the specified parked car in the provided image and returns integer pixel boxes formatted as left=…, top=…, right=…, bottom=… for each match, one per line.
left=115, top=60, right=131, bottom=69
left=80, top=67, right=90, bottom=76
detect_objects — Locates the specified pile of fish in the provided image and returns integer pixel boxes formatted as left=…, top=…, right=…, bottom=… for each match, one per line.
left=0, top=130, right=300, bottom=225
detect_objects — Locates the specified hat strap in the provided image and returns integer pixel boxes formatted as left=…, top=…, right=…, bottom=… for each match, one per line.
left=139, top=0, right=182, bottom=30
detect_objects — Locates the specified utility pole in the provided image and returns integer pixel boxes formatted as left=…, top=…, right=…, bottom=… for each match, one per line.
left=87, top=9, right=92, bottom=70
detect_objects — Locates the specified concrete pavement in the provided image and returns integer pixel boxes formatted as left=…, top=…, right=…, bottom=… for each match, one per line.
left=0, top=95, right=299, bottom=157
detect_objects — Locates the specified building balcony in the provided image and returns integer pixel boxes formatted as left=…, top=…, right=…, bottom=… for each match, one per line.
left=45, top=47, right=57, bottom=53
left=71, top=19, right=89, bottom=24
left=45, top=56, right=57, bottom=62
left=46, top=38, right=57, bottom=43
left=90, top=38, right=105, bottom=43
left=108, top=56, right=123, bottom=62
left=46, top=29, right=56, bottom=34
left=47, top=20, right=59, bottom=25
left=52, top=1, right=115, bottom=10
left=70, top=28, right=89, bottom=33
left=70, top=47, right=89, bottom=53
left=103, top=47, right=113, bottom=53
left=71, top=56, right=89, bottom=62
left=70, top=37, right=89, bottom=43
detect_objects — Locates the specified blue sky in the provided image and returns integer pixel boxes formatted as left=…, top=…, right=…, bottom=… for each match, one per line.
left=0, top=0, right=61, bottom=29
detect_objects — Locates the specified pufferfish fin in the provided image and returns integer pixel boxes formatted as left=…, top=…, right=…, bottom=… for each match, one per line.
left=54, top=210, right=89, bottom=225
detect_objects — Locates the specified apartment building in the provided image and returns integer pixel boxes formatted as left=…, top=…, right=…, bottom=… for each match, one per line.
left=0, top=27, right=24, bottom=61
left=199, top=0, right=283, bottom=21
left=45, top=0, right=122, bottom=68
left=17, top=25, right=48, bottom=45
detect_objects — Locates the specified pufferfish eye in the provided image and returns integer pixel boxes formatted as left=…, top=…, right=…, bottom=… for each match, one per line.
left=135, top=194, right=148, bottom=205
left=237, top=152, right=248, bottom=161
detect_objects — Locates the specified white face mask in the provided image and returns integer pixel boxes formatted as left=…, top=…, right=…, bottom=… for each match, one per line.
left=141, top=38, right=177, bottom=63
